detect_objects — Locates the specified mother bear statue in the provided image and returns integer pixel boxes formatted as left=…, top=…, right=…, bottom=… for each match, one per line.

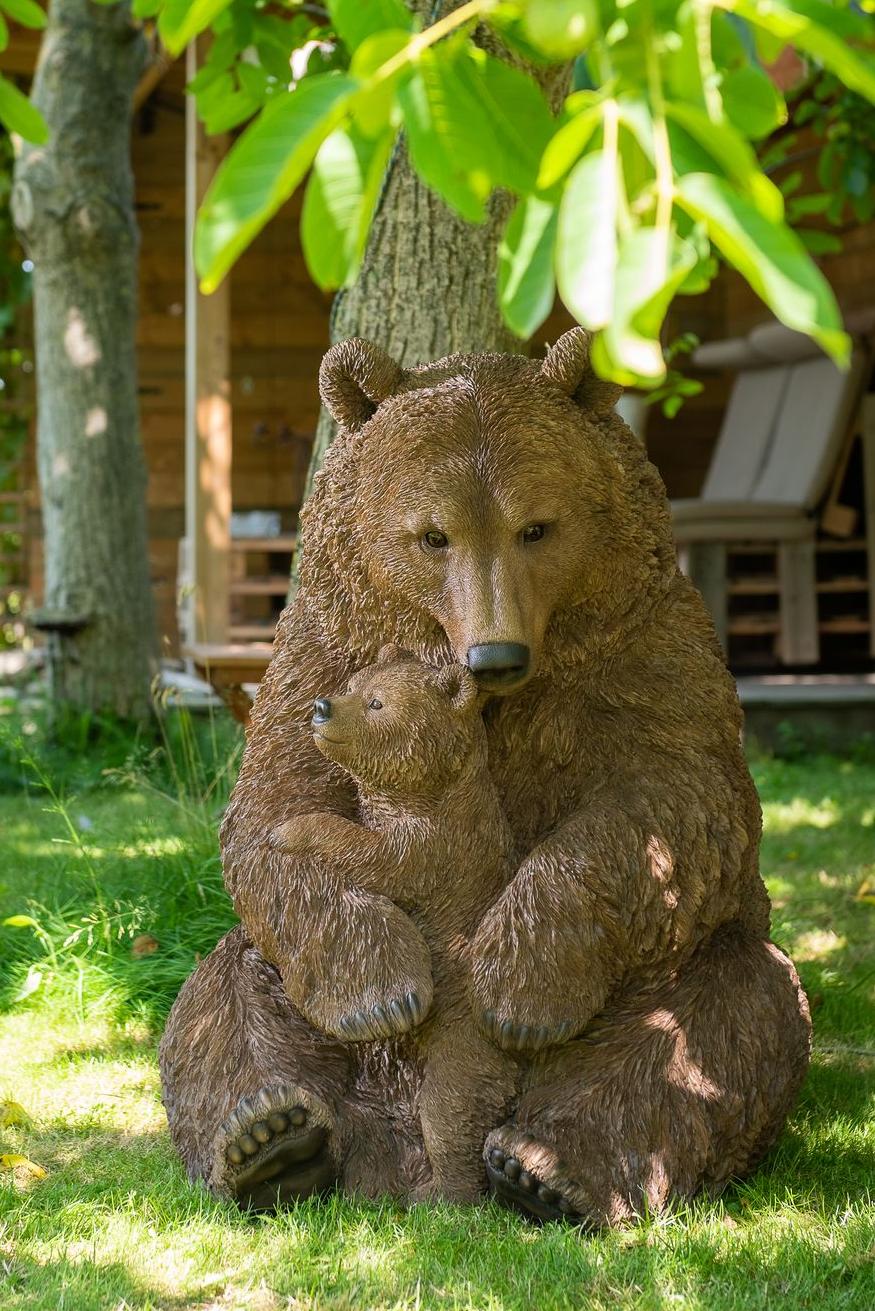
left=159, top=328, right=811, bottom=1225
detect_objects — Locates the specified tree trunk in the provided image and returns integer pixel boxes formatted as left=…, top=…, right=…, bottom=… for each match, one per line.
left=291, top=2, right=569, bottom=593
left=12, top=0, right=154, bottom=721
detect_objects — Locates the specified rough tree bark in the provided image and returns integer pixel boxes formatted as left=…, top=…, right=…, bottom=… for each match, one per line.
left=12, top=0, right=154, bottom=720
left=290, top=1, right=569, bottom=592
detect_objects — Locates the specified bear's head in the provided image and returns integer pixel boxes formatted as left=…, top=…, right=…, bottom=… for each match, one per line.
left=300, top=328, right=675, bottom=694
left=309, top=645, right=483, bottom=796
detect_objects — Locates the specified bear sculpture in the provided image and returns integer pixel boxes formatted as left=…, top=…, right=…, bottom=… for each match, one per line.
left=159, top=328, right=811, bottom=1225
left=269, top=649, right=545, bottom=1206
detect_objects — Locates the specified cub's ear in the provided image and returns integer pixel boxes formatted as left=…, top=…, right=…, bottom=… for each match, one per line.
left=541, top=327, right=623, bottom=414
left=319, top=337, right=403, bottom=431
left=435, top=663, right=479, bottom=711
left=377, top=642, right=412, bottom=664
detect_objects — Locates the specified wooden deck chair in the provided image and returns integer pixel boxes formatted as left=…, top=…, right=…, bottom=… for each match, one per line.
left=672, top=320, right=872, bottom=664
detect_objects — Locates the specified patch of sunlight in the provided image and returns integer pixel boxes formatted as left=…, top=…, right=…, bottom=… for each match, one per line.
left=793, top=928, right=847, bottom=962
left=116, top=834, right=187, bottom=859
left=761, top=796, right=840, bottom=835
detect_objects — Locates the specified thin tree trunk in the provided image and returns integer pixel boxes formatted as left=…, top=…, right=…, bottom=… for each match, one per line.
left=12, top=0, right=154, bottom=721
left=290, top=2, right=569, bottom=594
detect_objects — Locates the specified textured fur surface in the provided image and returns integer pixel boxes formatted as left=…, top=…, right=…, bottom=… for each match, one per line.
left=159, top=328, right=811, bottom=1222
left=272, top=652, right=522, bottom=1200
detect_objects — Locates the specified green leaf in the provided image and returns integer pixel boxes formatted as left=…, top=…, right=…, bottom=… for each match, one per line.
left=301, top=125, right=391, bottom=289
left=724, top=0, right=875, bottom=102
left=0, top=14, right=8, bottom=51
left=720, top=63, right=786, bottom=140
left=556, top=146, right=619, bottom=330
left=202, top=88, right=260, bottom=134
left=327, top=0, right=412, bottom=53
left=350, top=28, right=411, bottom=137
left=537, top=99, right=601, bottom=189
left=398, top=56, right=490, bottom=223
left=665, top=102, right=784, bottom=221
left=400, top=45, right=554, bottom=217
left=498, top=196, right=558, bottom=339
left=0, top=0, right=46, bottom=28
left=196, top=74, right=357, bottom=293
left=133, top=0, right=163, bottom=17
left=676, top=171, right=850, bottom=365
left=158, top=0, right=235, bottom=58
left=798, top=228, right=842, bottom=255
left=593, top=231, right=697, bottom=385
left=522, top=0, right=600, bottom=59
left=0, top=74, right=47, bottom=143
left=457, top=48, right=555, bottom=194
left=2, top=914, right=40, bottom=928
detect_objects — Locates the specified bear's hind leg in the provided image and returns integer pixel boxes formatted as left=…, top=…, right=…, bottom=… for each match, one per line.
left=483, top=925, right=811, bottom=1227
left=417, top=1018, right=520, bottom=1204
left=159, top=925, right=352, bottom=1209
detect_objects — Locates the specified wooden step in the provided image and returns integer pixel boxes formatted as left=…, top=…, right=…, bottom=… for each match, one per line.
left=230, top=574, right=289, bottom=596
left=728, top=614, right=780, bottom=635
left=729, top=577, right=779, bottom=595
left=816, top=537, right=867, bottom=553
left=818, top=616, right=870, bottom=634
left=815, top=577, right=869, bottom=594
left=230, top=536, right=297, bottom=553
left=228, top=622, right=278, bottom=641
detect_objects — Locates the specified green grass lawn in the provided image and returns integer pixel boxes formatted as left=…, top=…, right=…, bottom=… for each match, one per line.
left=0, top=720, right=873, bottom=1310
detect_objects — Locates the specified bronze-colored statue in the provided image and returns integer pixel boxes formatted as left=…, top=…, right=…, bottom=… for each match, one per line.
left=159, top=329, right=810, bottom=1223
left=270, top=649, right=532, bottom=1206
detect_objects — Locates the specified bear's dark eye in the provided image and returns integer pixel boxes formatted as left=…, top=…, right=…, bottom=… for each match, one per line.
left=422, top=529, right=448, bottom=551
left=523, top=523, right=546, bottom=544
left=369, top=698, right=383, bottom=711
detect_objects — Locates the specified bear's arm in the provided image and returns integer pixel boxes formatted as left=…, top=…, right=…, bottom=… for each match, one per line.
left=218, top=610, right=434, bottom=1041
left=270, top=812, right=422, bottom=899
left=470, top=749, right=766, bottom=1050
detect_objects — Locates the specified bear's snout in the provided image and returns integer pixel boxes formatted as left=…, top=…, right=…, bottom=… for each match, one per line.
left=312, top=698, right=332, bottom=724
left=466, top=642, right=530, bottom=689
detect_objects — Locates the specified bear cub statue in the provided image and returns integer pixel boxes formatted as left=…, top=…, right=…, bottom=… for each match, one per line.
left=270, top=646, right=533, bottom=1204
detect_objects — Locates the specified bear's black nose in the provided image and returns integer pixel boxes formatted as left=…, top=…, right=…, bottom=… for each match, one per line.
left=466, top=642, right=530, bottom=686
left=312, top=698, right=332, bottom=724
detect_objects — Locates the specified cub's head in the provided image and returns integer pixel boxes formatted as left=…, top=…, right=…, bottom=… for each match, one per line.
left=310, top=645, right=482, bottom=795
left=306, top=328, right=674, bottom=694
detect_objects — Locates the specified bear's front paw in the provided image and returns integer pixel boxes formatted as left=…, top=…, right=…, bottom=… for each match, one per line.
left=336, top=990, right=429, bottom=1041
left=289, top=895, right=434, bottom=1043
left=479, top=1010, right=575, bottom=1054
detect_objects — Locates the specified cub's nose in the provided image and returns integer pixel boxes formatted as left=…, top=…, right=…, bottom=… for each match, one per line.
left=312, top=698, right=332, bottom=724
left=466, top=642, right=530, bottom=686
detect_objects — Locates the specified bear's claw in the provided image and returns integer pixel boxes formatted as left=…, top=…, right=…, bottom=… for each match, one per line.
left=485, top=1145, right=584, bottom=1224
left=215, top=1084, right=336, bottom=1210
left=337, top=990, right=424, bottom=1040
left=481, top=1011, right=574, bottom=1052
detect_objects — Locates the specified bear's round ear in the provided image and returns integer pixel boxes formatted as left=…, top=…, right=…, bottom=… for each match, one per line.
left=435, top=663, right=479, bottom=711
left=541, top=327, right=623, bottom=414
left=377, top=642, right=412, bottom=665
left=319, top=337, right=403, bottom=432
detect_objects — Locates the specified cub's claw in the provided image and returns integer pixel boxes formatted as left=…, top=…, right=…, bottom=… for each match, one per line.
left=481, top=1011, right=574, bottom=1052
left=338, top=990, right=425, bottom=1040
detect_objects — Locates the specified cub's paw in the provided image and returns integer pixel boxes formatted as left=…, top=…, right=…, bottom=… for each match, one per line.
left=483, top=1129, right=588, bottom=1226
left=337, top=990, right=428, bottom=1041
left=479, top=1010, right=575, bottom=1053
left=292, top=896, right=434, bottom=1042
left=212, top=1084, right=336, bottom=1211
